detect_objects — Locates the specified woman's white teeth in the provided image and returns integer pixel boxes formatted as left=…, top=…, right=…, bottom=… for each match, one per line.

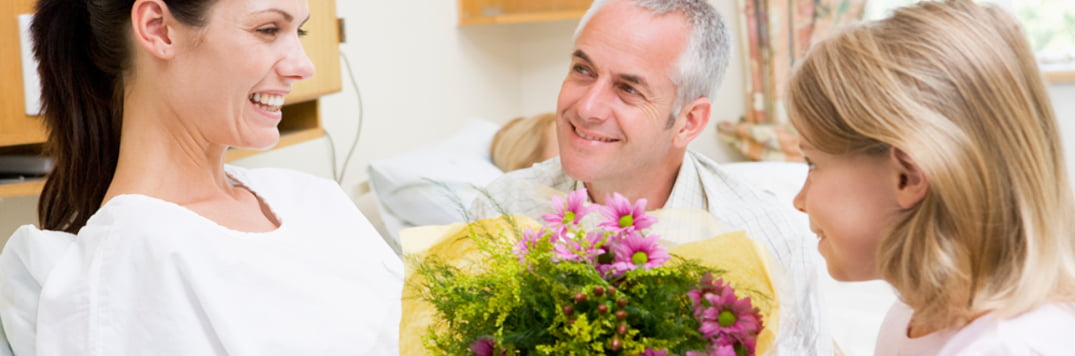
left=250, top=93, right=285, bottom=112
left=574, top=127, right=617, bottom=142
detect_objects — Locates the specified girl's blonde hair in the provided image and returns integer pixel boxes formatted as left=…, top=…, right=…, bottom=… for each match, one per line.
left=491, top=113, right=558, bottom=172
left=788, top=0, right=1075, bottom=329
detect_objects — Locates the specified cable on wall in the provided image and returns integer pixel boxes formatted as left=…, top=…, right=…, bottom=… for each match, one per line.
left=324, top=49, right=365, bottom=185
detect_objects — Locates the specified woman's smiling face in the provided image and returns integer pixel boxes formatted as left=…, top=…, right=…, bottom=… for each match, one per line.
left=166, top=0, right=314, bottom=150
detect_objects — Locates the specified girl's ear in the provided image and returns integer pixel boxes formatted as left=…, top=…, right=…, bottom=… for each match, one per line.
left=130, top=0, right=176, bottom=59
left=892, top=147, right=928, bottom=208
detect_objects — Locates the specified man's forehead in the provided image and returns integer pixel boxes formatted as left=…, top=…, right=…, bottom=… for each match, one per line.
left=571, top=49, right=654, bottom=88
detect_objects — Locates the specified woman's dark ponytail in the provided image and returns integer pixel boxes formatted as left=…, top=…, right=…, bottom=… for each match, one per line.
left=33, top=0, right=127, bottom=233
left=32, top=0, right=212, bottom=233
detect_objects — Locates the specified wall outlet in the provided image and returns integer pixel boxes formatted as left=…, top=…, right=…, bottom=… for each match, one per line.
left=18, top=14, right=41, bottom=117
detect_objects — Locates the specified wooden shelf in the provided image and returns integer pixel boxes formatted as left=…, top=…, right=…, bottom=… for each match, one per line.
left=0, top=0, right=45, bottom=147
left=458, top=0, right=592, bottom=26
left=0, top=179, right=44, bottom=198
left=1046, top=70, right=1075, bottom=83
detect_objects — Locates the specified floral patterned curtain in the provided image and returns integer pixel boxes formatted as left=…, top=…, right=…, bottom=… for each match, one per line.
left=719, top=0, right=868, bottom=161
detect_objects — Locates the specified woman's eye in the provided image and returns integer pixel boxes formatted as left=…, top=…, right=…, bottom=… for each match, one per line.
left=298, top=28, right=309, bottom=37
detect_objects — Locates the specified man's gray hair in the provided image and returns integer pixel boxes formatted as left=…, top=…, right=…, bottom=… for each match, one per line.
left=575, top=0, right=731, bottom=118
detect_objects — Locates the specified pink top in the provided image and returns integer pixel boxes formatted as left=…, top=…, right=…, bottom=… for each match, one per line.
left=875, top=301, right=1075, bottom=355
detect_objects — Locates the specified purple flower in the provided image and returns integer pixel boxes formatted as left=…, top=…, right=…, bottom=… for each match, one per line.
left=685, top=344, right=737, bottom=356
left=606, top=232, right=670, bottom=275
left=542, top=189, right=595, bottom=234
left=553, top=231, right=607, bottom=263
left=691, top=276, right=763, bottom=354
left=598, top=192, right=656, bottom=235
left=469, top=337, right=498, bottom=356
left=513, top=227, right=545, bottom=263
left=636, top=348, right=668, bottom=356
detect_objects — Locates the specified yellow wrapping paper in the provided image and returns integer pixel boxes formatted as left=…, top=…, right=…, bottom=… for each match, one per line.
left=400, top=215, right=779, bottom=355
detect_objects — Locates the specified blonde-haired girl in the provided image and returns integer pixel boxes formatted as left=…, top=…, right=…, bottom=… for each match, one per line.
left=788, top=0, right=1075, bottom=353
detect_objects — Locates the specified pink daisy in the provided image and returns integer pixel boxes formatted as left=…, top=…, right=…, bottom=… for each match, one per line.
left=598, top=192, right=657, bottom=235
left=552, top=231, right=607, bottom=263
left=541, top=189, right=595, bottom=234
left=605, top=232, right=669, bottom=275
left=692, top=285, right=763, bottom=353
left=636, top=348, right=668, bottom=356
left=513, top=227, right=545, bottom=263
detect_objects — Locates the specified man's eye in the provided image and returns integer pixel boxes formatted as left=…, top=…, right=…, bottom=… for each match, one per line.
left=619, top=84, right=638, bottom=95
left=257, top=27, right=281, bottom=36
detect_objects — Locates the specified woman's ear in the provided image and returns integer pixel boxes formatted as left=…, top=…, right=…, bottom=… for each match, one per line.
left=130, top=0, right=175, bottom=59
left=892, top=147, right=928, bottom=208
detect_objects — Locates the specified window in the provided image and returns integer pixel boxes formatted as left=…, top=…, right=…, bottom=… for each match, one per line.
left=865, top=0, right=1075, bottom=77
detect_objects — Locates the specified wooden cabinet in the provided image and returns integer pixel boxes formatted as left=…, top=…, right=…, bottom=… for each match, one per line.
left=458, top=0, right=593, bottom=26
left=0, top=0, right=342, bottom=197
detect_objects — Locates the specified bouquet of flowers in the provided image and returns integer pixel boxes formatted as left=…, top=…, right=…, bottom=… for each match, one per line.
left=402, top=189, right=775, bottom=355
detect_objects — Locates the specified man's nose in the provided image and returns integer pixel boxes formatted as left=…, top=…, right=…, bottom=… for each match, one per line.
left=575, top=81, right=614, bottom=122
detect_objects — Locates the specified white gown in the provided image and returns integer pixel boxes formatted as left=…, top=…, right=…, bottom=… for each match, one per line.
left=0, top=166, right=403, bottom=355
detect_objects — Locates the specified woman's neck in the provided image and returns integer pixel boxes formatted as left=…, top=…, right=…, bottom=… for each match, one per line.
left=105, top=98, right=233, bottom=206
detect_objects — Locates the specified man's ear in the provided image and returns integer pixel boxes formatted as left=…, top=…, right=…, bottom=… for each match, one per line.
left=130, top=0, right=176, bottom=59
left=672, top=96, right=711, bottom=149
left=892, top=147, right=928, bottom=208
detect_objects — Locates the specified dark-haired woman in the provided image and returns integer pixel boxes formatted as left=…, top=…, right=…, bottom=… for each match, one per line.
left=0, top=0, right=401, bottom=354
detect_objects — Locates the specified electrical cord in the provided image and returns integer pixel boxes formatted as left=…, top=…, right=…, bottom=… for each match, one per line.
left=324, top=48, right=365, bottom=185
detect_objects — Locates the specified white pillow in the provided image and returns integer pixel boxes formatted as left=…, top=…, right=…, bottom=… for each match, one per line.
left=367, top=119, right=505, bottom=240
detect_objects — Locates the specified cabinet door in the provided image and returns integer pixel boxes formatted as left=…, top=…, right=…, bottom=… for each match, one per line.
left=0, top=0, right=45, bottom=147
left=288, top=0, right=342, bottom=104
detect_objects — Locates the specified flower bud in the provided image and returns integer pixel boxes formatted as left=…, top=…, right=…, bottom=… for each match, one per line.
left=617, top=298, right=627, bottom=308
left=594, top=286, right=605, bottom=297
left=597, top=304, right=608, bottom=314
left=610, top=337, right=622, bottom=351
left=617, top=323, right=628, bottom=335
left=574, top=292, right=587, bottom=303
left=615, top=310, right=627, bottom=321
left=563, top=305, right=574, bottom=316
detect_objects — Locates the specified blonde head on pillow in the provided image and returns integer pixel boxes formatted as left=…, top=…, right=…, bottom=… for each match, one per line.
left=490, top=113, right=559, bottom=172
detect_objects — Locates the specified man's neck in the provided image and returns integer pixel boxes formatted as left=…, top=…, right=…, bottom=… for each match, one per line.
left=584, top=160, right=684, bottom=211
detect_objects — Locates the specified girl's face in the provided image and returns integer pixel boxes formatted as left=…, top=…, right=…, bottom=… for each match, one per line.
left=168, top=0, right=314, bottom=150
left=793, top=142, right=906, bottom=281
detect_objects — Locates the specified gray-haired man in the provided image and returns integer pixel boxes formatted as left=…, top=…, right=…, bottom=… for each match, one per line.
left=472, top=0, right=830, bottom=353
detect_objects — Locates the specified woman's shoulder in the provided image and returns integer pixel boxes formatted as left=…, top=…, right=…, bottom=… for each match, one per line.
left=941, top=303, right=1075, bottom=355
left=1, top=225, right=77, bottom=281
